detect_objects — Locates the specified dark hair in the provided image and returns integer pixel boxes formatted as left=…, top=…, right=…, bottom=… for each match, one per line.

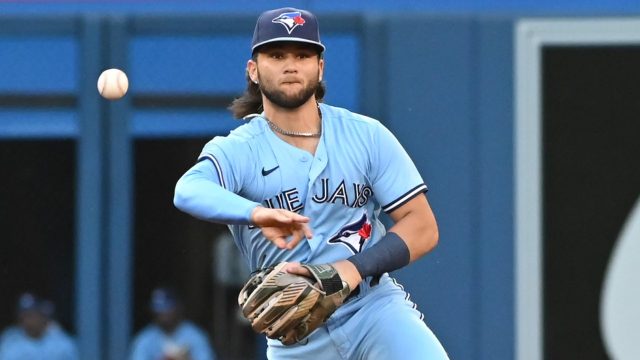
left=228, top=54, right=326, bottom=119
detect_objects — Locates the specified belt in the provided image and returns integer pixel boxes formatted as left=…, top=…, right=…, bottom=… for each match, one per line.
left=345, top=273, right=381, bottom=302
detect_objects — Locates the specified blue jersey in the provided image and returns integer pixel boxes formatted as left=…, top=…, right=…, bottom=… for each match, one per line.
left=0, top=324, right=78, bottom=360
left=175, top=103, right=448, bottom=359
left=194, top=103, right=427, bottom=271
left=129, top=321, right=215, bottom=360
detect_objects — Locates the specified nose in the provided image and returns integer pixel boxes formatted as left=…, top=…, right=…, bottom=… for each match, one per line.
left=283, top=54, right=298, bottom=73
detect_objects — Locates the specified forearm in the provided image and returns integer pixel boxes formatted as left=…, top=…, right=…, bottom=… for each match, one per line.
left=173, top=163, right=260, bottom=225
left=345, top=194, right=438, bottom=280
left=387, top=203, right=439, bottom=262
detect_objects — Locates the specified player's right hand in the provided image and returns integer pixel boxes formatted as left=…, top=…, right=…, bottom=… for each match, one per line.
left=251, top=206, right=313, bottom=249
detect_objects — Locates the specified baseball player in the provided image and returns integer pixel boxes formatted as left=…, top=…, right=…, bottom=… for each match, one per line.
left=129, top=288, right=216, bottom=360
left=174, top=7, right=449, bottom=360
left=0, top=293, right=79, bottom=360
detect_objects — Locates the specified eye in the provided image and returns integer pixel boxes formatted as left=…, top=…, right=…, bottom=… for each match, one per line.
left=298, top=51, right=316, bottom=59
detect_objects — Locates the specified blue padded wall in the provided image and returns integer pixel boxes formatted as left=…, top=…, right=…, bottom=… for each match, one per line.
left=0, top=12, right=517, bottom=360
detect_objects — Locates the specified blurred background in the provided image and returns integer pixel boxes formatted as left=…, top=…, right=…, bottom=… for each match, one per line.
left=1, top=1, right=639, bottom=359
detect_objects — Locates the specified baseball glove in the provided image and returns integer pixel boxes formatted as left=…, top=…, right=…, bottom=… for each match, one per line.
left=238, top=261, right=351, bottom=345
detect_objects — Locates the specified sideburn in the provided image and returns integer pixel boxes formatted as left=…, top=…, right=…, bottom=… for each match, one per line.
left=228, top=75, right=327, bottom=119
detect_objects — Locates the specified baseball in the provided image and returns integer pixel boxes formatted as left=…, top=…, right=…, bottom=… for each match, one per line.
left=97, top=68, right=129, bottom=100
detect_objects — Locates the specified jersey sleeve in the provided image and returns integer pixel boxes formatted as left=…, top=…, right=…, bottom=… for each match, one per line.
left=197, top=136, right=252, bottom=193
left=370, top=122, right=428, bottom=213
left=173, top=136, right=261, bottom=225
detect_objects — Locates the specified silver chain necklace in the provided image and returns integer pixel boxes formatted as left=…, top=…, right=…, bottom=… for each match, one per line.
left=265, top=118, right=321, bottom=138
left=263, top=106, right=322, bottom=138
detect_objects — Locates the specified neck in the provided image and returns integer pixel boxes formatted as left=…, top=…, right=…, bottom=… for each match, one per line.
left=262, top=98, right=322, bottom=155
left=263, top=98, right=321, bottom=134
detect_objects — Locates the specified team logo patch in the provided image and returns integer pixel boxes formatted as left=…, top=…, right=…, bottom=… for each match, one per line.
left=327, top=213, right=372, bottom=254
left=272, top=11, right=306, bottom=34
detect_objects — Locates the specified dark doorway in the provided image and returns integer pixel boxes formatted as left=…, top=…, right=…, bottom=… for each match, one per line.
left=0, top=140, right=76, bottom=335
left=132, top=138, right=259, bottom=360
left=542, top=45, right=640, bottom=359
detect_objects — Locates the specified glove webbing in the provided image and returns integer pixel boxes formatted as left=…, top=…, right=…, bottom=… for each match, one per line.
left=302, top=264, right=344, bottom=295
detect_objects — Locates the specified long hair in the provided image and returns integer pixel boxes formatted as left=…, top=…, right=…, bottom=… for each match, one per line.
left=228, top=67, right=327, bottom=119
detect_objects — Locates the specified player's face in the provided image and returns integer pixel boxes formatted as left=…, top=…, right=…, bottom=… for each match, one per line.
left=250, top=43, right=324, bottom=109
left=19, top=311, right=48, bottom=338
left=154, top=308, right=181, bottom=333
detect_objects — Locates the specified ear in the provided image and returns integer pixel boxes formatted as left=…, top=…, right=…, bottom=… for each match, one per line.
left=318, top=58, right=325, bottom=82
left=247, top=59, right=258, bottom=84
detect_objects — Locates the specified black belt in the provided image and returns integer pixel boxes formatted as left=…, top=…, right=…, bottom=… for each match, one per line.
left=345, top=274, right=381, bottom=302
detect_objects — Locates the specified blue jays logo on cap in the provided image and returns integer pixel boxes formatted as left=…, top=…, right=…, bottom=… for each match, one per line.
left=251, top=8, right=325, bottom=53
left=272, top=11, right=306, bottom=34
left=150, top=287, right=178, bottom=313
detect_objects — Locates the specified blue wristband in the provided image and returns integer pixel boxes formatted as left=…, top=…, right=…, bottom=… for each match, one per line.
left=347, top=232, right=410, bottom=278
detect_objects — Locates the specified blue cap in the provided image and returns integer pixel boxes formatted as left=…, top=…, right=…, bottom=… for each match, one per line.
left=17, top=293, right=39, bottom=313
left=150, top=288, right=178, bottom=313
left=16, top=293, right=53, bottom=316
left=251, top=8, right=325, bottom=53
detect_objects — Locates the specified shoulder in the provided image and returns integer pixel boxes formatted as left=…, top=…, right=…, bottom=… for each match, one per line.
left=0, top=330, right=29, bottom=348
left=45, top=329, right=78, bottom=352
left=321, top=104, right=392, bottom=147
left=131, top=325, right=161, bottom=344
left=321, top=104, right=381, bottom=126
left=0, top=326, right=21, bottom=344
left=179, top=321, right=209, bottom=338
left=46, top=325, right=73, bottom=341
left=201, top=117, right=268, bottom=156
left=321, top=104, right=387, bottom=136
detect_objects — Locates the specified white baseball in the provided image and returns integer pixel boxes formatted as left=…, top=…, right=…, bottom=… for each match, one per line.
left=97, top=68, right=129, bottom=100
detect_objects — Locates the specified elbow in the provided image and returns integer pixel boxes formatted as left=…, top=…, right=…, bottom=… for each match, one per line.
left=419, top=220, right=439, bottom=256
left=173, top=179, right=191, bottom=212
left=173, top=191, right=185, bottom=211
left=428, top=225, right=439, bottom=251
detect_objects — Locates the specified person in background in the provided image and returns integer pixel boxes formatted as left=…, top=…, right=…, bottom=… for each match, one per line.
left=0, top=292, right=78, bottom=360
left=129, top=287, right=216, bottom=360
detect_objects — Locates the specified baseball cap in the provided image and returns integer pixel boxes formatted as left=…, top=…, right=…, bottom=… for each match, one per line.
left=251, top=8, right=325, bottom=53
left=17, top=293, right=39, bottom=313
left=150, top=288, right=178, bottom=313
left=16, top=293, right=53, bottom=316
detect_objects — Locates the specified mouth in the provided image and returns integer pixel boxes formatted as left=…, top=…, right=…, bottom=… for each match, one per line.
left=280, top=78, right=301, bottom=85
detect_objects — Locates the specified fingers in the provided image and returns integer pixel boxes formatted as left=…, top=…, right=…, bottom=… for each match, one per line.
left=255, top=208, right=314, bottom=250
left=301, top=223, right=313, bottom=240
left=288, top=212, right=311, bottom=223
left=284, top=223, right=313, bottom=249
left=283, top=262, right=312, bottom=277
left=253, top=207, right=310, bottom=227
left=273, top=211, right=310, bottom=227
left=285, top=229, right=304, bottom=250
left=272, top=226, right=311, bottom=250
left=271, top=236, right=288, bottom=249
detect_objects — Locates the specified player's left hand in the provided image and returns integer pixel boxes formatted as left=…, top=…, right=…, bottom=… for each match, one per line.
left=238, top=261, right=352, bottom=345
left=284, top=260, right=362, bottom=293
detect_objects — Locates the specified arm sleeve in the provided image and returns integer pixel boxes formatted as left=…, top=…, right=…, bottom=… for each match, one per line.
left=370, top=123, right=427, bottom=213
left=174, top=159, right=261, bottom=225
